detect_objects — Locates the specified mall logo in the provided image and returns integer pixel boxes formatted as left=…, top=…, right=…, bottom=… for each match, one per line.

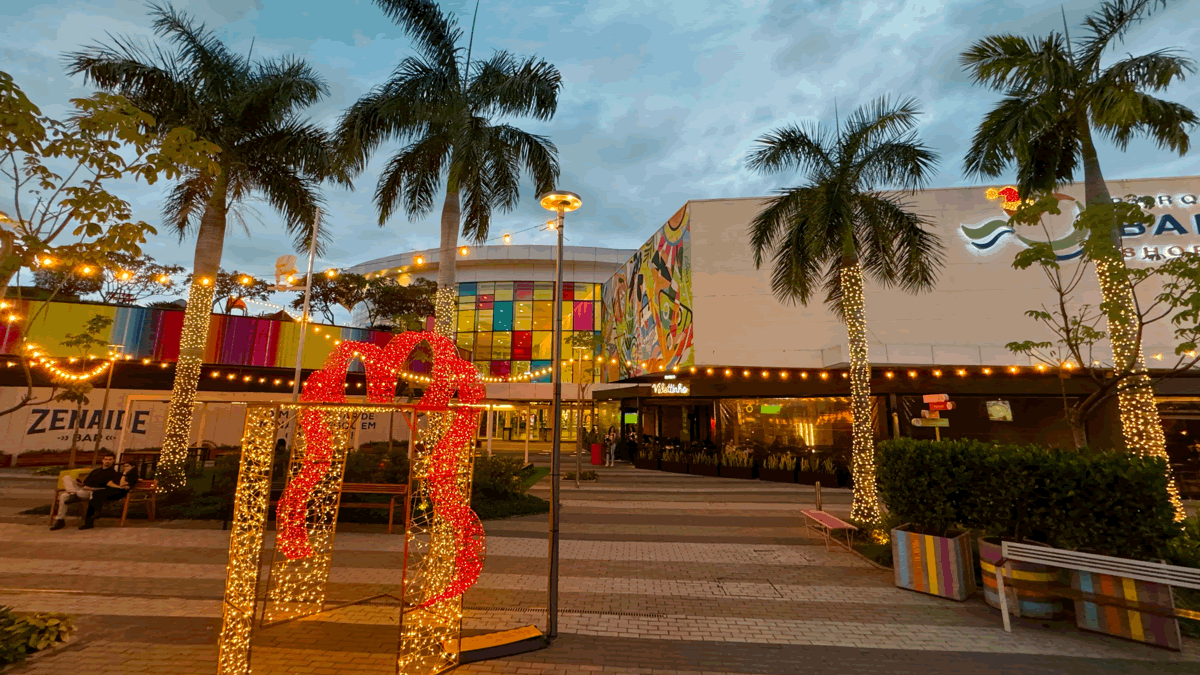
left=960, top=187, right=1200, bottom=263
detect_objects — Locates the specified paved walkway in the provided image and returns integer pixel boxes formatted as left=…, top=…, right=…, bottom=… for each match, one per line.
left=0, top=466, right=1196, bottom=674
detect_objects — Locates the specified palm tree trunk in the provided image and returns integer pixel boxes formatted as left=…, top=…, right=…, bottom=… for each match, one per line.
left=158, top=173, right=227, bottom=492
left=434, top=175, right=460, bottom=338
left=1078, top=124, right=1183, bottom=516
left=840, top=258, right=881, bottom=524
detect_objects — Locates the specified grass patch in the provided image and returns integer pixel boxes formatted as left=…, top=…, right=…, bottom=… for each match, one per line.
left=472, top=493, right=550, bottom=520
left=562, top=470, right=599, bottom=481
left=522, top=467, right=550, bottom=488
left=852, top=539, right=893, bottom=568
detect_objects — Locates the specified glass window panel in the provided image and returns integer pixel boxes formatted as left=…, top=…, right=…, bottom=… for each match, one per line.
left=532, top=331, right=553, bottom=360
left=456, top=332, right=475, bottom=351
left=476, top=294, right=493, bottom=310
left=458, top=297, right=474, bottom=310
left=476, top=309, right=494, bottom=331
left=530, top=360, right=551, bottom=383
left=515, top=281, right=534, bottom=300
left=514, top=301, right=532, bottom=330
left=457, top=309, right=476, bottom=332
left=574, top=282, right=594, bottom=300
left=561, top=284, right=574, bottom=301
left=474, top=332, right=493, bottom=360
left=493, top=283, right=514, bottom=301
left=457, top=282, right=477, bottom=296
left=532, top=301, right=553, bottom=330
left=492, top=332, right=512, bottom=360
left=474, top=360, right=490, bottom=376
left=476, top=282, right=495, bottom=295
left=510, top=361, right=531, bottom=378
left=572, top=302, right=593, bottom=331
left=492, top=301, right=513, bottom=331
left=490, top=361, right=511, bottom=377
left=534, top=281, right=554, bottom=300
left=560, top=302, right=573, bottom=331
left=512, top=331, right=532, bottom=360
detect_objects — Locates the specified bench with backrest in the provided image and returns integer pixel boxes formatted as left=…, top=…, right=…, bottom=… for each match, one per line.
left=993, top=541, right=1200, bottom=648
left=268, top=483, right=408, bottom=534
left=50, top=470, right=157, bottom=527
left=801, top=509, right=858, bottom=552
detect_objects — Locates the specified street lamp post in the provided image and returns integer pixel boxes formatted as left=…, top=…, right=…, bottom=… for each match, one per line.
left=539, top=189, right=581, bottom=639
left=291, top=208, right=321, bottom=402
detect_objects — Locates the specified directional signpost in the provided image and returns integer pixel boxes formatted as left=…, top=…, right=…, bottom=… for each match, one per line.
left=913, top=394, right=952, bottom=439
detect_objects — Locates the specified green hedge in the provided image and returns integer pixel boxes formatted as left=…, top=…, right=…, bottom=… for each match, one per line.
left=877, top=438, right=1179, bottom=560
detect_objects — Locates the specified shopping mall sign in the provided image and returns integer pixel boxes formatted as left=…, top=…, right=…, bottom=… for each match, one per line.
left=651, top=381, right=690, bottom=395
left=960, top=187, right=1200, bottom=264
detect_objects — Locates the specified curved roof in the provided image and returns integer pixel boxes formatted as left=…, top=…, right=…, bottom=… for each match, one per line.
left=345, top=245, right=636, bottom=277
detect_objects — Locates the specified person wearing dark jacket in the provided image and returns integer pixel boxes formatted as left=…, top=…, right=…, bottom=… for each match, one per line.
left=50, top=451, right=124, bottom=530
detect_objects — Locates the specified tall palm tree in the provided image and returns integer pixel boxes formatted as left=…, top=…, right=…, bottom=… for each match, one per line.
left=747, top=97, right=942, bottom=524
left=961, top=0, right=1195, bottom=514
left=67, top=3, right=335, bottom=491
left=336, top=0, right=560, bottom=337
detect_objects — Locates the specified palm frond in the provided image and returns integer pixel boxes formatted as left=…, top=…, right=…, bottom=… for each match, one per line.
left=244, top=159, right=326, bottom=255
left=962, top=94, right=1060, bottom=179
left=748, top=187, right=831, bottom=307
left=853, top=133, right=939, bottom=192
left=1077, top=0, right=1169, bottom=73
left=1095, top=49, right=1198, bottom=93
left=1090, top=90, right=1197, bottom=153
left=238, top=55, right=329, bottom=129
left=373, top=0, right=463, bottom=77
left=746, top=122, right=832, bottom=176
left=64, top=35, right=194, bottom=125
left=469, top=51, right=561, bottom=121
left=147, top=2, right=245, bottom=101
left=495, top=124, right=559, bottom=196
left=960, top=33, right=1051, bottom=91
left=374, top=132, right=453, bottom=225
left=855, top=193, right=943, bottom=293
left=841, top=95, right=923, bottom=161
left=162, top=172, right=212, bottom=238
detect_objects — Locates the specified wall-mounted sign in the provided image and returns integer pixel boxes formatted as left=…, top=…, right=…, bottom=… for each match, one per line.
left=912, top=417, right=949, bottom=428
left=760, top=404, right=781, bottom=414
left=623, top=412, right=638, bottom=424
left=651, top=381, right=690, bottom=395
left=987, top=400, right=1013, bottom=422
left=922, top=394, right=949, bottom=403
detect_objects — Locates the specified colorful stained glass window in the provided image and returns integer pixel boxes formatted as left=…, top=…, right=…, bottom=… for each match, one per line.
left=515, top=281, right=534, bottom=300
left=514, top=301, right=532, bottom=330
left=490, top=360, right=511, bottom=377
left=575, top=282, right=595, bottom=300
left=457, top=310, right=475, bottom=332
left=560, top=302, right=573, bottom=331
left=492, top=301, right=513, bottom=331
left=494, top=282, right=514, bottom=301
left=458, top=282, right=477, bottom=296
left=532, top=331, right=553, bottom=360
left=475, top=332, right=493, bottom=360
left=530, top=360, right=552, bottom=383
left=573, top=302, right=593, bottom=331
left=456, top=332, right=475, bottom=352
left=512, top=331, right=532, bottom=359
left=492, top=332, right=511, bottom=360
left=532, top=301, right=553, bottom=330
left=561, top=284, right=574, bottom=301
left=477, top=309, right=493, bottom=331
left=510, top=361, right=531, bottom=378
left=477, top=282, right=496, bottom=296
left=476, top=294, right=493, bottom=310
left=534, top=281, right=554, bottom=300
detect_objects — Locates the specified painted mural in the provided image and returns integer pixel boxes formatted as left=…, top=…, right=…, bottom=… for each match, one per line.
left=602, top=204, right=694, bottom=380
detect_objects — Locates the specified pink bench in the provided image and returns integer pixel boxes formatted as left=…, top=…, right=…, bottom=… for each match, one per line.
left=801, top=509, right=857, bottom=552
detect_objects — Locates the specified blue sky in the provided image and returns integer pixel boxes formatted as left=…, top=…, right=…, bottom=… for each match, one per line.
left=3, top=0, right=1199, bottom=284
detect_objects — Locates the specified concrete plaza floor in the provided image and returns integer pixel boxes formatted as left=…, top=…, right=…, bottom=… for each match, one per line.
left=0, top=464, right=1197, bottom=674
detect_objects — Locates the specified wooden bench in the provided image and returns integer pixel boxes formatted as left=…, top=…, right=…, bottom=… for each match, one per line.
left=993, top=541, right=1200, bottom=641
left=801, top=509, right=857, bottom=552
left=269, top=483, right=408, bottom=534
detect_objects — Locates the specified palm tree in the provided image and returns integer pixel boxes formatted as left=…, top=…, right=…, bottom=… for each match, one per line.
left=67, top=3, right=335, bottom=491
left=336, top=0, right=560, bottom=336
left=961, top=0, right=1195, bottom=513
left=747, top=97, right=942, bottom=524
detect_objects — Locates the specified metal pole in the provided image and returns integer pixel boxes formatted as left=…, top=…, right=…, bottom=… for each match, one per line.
left=524, top=406, right=530, bottom=465
left=548, top=206, right=565, bottom=638
left=575, top=355, right=581, bottom=488
left=486, top=405, right=493, bottom=457
left=291, top=208, right=321, bottom=401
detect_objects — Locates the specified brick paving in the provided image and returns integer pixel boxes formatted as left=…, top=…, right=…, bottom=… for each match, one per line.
left=0, top=465, right=1196, bottom=674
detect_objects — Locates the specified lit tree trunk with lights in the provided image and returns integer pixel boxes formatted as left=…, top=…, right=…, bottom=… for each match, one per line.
left=840, top=256, right=880, bottom=523
left=435, top=174, right=461, bottom=338
left=158, top=178, right=226, bottom=491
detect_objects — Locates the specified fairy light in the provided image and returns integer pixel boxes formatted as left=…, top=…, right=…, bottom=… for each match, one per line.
left=158, top=279, right=217, bottom=492
left=21, top=343, right=111, bottom=382
left=1092, top=255, right=1184, bottom=519
left=908, top=370, right=918, bottom=378
left=841, top=264, right=881, bottom=527
left=983, top=367, right=992, bottom=375
left=885, top=371, right=894, bottom=379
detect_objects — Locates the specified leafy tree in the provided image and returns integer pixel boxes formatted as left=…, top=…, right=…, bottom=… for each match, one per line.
left=1006, top=194, right=1200, bottom=448
left=185, top=269, right=271, bottom=312
left=362, top=276, right=436, bottom=330
left=68, top=3, right=338, bottom=490
left=336, top=0, right=561, bottom=337
left=746, top=96, right=943, bottom=524
left=961, top=0, right=1197, bottom=486
left=31, top=253, right=182, bottom=304
left=58, top=314, right=113, bottom=468
left=289, top=271, right=369, bottom=323
left=31, top=265, right=103, bottom=299
left=0, top=71, right=217, bottom=420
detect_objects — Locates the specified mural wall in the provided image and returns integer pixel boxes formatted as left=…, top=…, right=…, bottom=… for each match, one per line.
left=602, top=204, right=694, bottom=380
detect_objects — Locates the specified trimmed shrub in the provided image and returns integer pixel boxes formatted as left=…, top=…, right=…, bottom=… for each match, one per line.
left=876, top=438, right=1179, bottom=560
left=472, top=455, right=529, bottom=501
left=0, top=607, right=74, bottom=665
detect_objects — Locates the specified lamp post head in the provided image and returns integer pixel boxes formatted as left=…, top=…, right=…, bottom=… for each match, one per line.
left=538, top=191, right=582, bottom=213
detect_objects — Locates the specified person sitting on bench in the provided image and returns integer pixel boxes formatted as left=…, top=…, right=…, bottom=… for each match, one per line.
left=86, top=460, right=141, bottom=523
left=50, top=451, right=124, bottom=531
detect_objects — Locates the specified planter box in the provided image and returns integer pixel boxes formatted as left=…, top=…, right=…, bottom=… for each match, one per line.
left=659, top=460, right=689, bottom=474
left=796, top=471, right=837, bottom=486
left=689, top=463, right=720, bottom=477
left=632, top=458, right=659, bottom=471
left=891, top=527, right=977, bottom=601
left=1071, top=570, right=1182, bottom=650
left=978, top=536, right=1066, bottom=619
left=758, top=468, right=796, bottom=483
left=720, top=466, right=756, bottom=480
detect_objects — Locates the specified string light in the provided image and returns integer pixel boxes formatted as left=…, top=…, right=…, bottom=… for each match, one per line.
left=21, top=344, right=110, bottom=382
left=841, top=263, right=881, bottom=527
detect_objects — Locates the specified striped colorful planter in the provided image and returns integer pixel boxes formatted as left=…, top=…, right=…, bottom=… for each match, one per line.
left=978, top=537, right=1066, bottom=619
left=1071, top=570, right=1181, bottom=650
left=891, top=527, right=976, bottom=601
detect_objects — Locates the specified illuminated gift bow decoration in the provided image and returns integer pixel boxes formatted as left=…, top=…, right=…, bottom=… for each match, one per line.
left=275, top=330, right=486, bottom=607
